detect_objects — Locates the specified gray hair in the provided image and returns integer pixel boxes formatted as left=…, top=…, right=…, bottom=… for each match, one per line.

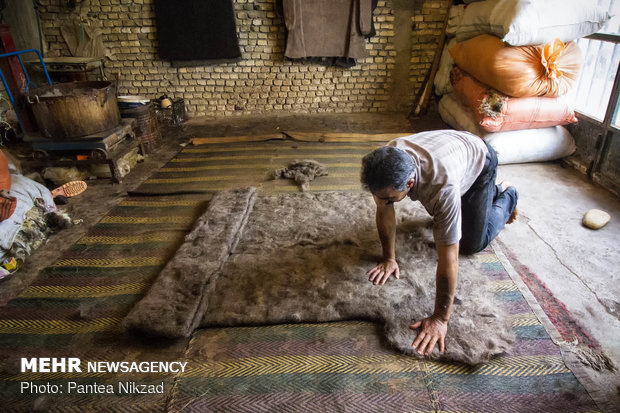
left=360, top=146, right=416, bottom=193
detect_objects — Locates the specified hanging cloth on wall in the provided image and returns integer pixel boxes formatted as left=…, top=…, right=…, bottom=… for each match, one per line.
left=282, top=0, right=373, bottom=60
left=154, top=0, right=241, bottom=62
left=60, top=19, right=107, bottom=58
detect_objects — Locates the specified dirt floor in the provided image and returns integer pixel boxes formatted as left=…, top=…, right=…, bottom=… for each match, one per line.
left=1, top=110, right=619, bottom=409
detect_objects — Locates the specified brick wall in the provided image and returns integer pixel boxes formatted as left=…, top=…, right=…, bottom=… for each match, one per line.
left=35, top=0, right=449, bottom=117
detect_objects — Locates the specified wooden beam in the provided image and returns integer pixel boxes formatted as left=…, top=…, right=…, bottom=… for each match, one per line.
left=410, top=0, right=453, bottom=118
left=192, top=132, right=410, bottom=145
left=191, top=134, right=285, bottom=145
left=280, top=131, right=409, bottom=142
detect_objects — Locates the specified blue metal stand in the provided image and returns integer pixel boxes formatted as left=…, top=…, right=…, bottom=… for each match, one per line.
left=0, top=49, right=52, bottom=134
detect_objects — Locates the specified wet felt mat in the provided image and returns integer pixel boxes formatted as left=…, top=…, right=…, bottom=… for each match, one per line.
left=130, top=140, right=383, bottom=195
left=125, top=189, right=516, bottom=364
left=0, top=139, right=603, bottom=412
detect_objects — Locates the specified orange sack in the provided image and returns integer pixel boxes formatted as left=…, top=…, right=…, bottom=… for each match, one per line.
left=0, top=150, right=15, bottom=222
left=450, top=67, right=578, bottom=132
left=449, top=35, right=582, bottom=97
left=0, top=150, right=10, bottom=191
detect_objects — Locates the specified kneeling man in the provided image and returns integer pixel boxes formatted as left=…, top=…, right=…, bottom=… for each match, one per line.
left=360, top=130, right=518, bottom=356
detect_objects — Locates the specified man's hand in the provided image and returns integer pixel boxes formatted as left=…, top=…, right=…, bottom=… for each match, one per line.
left=367, top=258, right=400, bottom=285
left=410, top=242, right=457, bottom=356
left=410, top=315, right=448, bottom=356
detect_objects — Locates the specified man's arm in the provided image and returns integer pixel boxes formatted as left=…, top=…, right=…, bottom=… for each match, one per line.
left=433, top=242, right=459, bottom=322
left=410, top=242, right=459, bottom=355
left=367, top=196, right=400, bottom=285
left=376, top=196, right=396, bottom=261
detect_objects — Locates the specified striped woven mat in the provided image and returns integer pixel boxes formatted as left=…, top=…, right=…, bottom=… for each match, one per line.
left=0, top=194, right=210, bottom=412
left=130, top=141, right=379, bottom=195
left=167, top=248, right=599, bottom=412
left=0, top=140, right=601, bottom=412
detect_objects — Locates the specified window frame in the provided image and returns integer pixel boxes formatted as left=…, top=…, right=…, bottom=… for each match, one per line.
left=576, top=33, right=620, bottom=178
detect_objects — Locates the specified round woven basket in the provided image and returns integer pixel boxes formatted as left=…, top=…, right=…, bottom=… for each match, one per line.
left=120, top=102, right=161, bottom=154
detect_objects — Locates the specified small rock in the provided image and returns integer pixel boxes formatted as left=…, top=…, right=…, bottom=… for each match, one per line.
left=582, top=209, right=611, bottom=230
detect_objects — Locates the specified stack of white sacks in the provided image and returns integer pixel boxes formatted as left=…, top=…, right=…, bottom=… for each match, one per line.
left=435, top=0, right=611, bottom=164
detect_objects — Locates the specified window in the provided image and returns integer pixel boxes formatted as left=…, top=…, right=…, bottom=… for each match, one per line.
left=568, top=1, right=620, bottom=191
left=572, top=0, right=620, bottom=125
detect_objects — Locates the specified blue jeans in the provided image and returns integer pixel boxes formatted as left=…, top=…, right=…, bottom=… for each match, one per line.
left=460, top=143, right=518, bottom=255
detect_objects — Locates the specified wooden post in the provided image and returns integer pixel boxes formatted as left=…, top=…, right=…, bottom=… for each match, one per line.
left=410, top=0, right=453, bottom=118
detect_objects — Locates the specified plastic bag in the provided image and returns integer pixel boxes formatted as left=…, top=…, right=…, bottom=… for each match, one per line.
left=450, top=35, right=582, bottom=97
left=450, top=67, right=577, bottom=132
left=42, top=167, right=90, bottom=186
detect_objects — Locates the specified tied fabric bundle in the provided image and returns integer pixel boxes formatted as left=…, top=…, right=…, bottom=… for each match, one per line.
left=449, top=35, right=583, bottom=98
left=438, top=93, right=577, bottom=165
left=450, top=66, right=577, bottom=132
left=542, top=39, right=570, bottom=80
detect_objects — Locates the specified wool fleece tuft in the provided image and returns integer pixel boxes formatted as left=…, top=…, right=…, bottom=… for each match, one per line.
left=272, top=160, right=328, bottom=191
left=125, top=188, right=514, bottom=364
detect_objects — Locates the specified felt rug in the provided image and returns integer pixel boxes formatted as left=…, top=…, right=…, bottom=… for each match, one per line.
left=124, top=188, right=515, bottom=365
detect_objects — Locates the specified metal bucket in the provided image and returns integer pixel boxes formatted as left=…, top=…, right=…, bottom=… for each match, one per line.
left=27, top=81, right=121, bottom=139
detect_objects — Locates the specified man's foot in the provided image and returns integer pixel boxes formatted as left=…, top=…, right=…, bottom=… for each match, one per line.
left=507, top=206, right=519, bottom=224
left=499, top=181, right=519, bottom=224
left=500, top=181, right=518, bottom=224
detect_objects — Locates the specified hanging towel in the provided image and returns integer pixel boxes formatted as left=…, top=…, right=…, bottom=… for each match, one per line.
left=154, top=0, right=241, bottom=61
left=283, top=0, right=372, bottom=60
